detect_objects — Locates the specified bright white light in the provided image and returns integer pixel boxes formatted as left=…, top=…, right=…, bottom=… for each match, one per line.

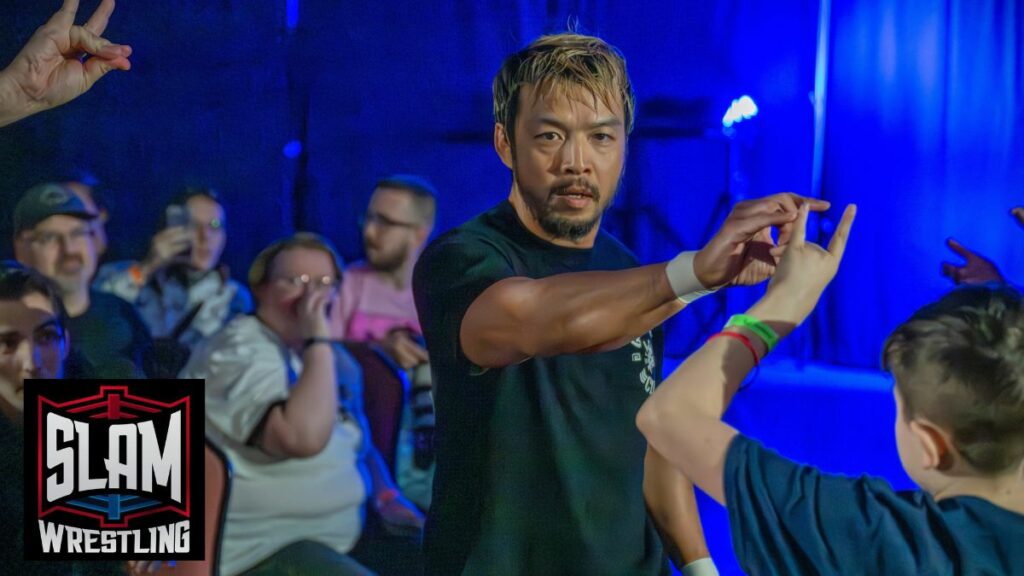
left=722, top=95, right=759, bottom=128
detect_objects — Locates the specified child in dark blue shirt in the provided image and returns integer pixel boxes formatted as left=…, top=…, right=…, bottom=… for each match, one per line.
left=638, top=204, right=1024, bottom=575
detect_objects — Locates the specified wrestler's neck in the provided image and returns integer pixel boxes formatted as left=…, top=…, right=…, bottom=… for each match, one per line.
left=508, top=189, right=601, bottom=249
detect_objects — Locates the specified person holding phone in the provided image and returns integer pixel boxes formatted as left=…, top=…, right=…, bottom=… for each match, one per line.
left=95, top=187, right=252, bottom=374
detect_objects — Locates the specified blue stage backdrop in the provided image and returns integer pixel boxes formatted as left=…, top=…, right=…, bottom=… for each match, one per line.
left=1, top=2, right=1021, bottom=573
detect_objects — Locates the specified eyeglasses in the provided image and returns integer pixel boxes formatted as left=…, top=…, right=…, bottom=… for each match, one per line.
left=271, top=274, right=340, bottom=289
left=359, top=211, right=419, bottom=230
left=24, top=227, right=94, bottom=249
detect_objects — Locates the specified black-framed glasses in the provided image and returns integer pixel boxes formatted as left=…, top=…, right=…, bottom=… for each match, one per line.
left=359, top=211, right=419, bottom=230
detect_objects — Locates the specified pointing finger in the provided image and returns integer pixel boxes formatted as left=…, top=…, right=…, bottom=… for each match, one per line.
left=826, top=204, right=856, bottom=260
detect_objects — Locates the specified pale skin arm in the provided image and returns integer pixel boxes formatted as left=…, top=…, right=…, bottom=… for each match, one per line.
left=636, top=204, right=856, bottom=504
left=462, top=193, right=831, bottom=368
left=0, top=0, right=132, bottom=127
left=258, top=287, right=340, bottom=459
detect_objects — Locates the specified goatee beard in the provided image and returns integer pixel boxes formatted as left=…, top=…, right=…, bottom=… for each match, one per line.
left=522, top=180, right=610, bottom=242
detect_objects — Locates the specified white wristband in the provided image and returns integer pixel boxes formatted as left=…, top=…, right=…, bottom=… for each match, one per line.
left=681, top=557, right=720, bottom=576
left=666, top=251, right=718, bottom=304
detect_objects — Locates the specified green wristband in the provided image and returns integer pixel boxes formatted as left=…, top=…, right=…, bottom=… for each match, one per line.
left=725, top=314, right=779, bottom=352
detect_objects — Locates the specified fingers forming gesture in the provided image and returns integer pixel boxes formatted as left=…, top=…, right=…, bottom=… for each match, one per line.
left=764, top=203, right=856, bottom=322
left=1, top=0, right=131, bottom=126
left=693, top=193, right=831, bottom=288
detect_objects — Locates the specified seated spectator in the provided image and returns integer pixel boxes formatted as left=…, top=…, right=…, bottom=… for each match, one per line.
left=95, top=188, right=252, bottom=371
left=13, top=183, right=154, bottom=379
left=333, top=175, right=438, bottom=511
left=181, top=233, right=423, bottom=576
left=942, top=205, right=1024, bottom=285
left=638, top=205, right=1024, bottom=574
left=0, top=262, right=123, bottom=575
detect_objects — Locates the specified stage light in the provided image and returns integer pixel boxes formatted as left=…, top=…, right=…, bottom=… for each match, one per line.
left=283, top=140, right=303, bottom=159
left=286, top=0, right=299, bottom=30
left=722, top=95, right=759, bottom=128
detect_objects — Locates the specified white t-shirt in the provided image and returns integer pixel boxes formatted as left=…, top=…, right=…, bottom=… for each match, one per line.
left=181, top=315, right=367, bottom=576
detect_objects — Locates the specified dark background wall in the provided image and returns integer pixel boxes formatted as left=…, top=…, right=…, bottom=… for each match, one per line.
left=2, top=0, right=1021, bottom=369
left=4, top=2, right=1022, bottom=574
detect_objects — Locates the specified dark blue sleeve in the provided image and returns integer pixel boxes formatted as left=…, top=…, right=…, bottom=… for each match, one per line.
left=724, top=435, right=952, bottom=575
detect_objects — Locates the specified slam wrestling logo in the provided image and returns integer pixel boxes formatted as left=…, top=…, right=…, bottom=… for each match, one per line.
left=23, top=379, right=204, bottom=561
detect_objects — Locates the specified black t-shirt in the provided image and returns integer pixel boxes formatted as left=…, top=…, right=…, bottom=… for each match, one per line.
left=414, top=201, right=667, bottom=576
left=65, top=291, right=154, bottom=379
left=725, top=434, right=1024, bottom=575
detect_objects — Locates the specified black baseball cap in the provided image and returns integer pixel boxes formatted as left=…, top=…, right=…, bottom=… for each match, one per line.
left=13, top=182, right=96, bottom=234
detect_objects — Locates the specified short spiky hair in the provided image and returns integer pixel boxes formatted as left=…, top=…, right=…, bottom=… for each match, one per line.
left=883, top=285, right=1024, bottom=474
left=493, top=33, right=636, bottom=151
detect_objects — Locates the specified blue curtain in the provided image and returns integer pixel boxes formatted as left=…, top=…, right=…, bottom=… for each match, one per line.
left=816, top=0, right=1024, bottom=367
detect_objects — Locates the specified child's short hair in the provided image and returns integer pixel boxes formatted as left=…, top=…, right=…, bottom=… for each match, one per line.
left=883, top=285, right=1024, bottom=474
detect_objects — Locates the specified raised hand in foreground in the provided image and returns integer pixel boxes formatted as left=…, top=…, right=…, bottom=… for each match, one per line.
left=0, top=0, right=132, bottom=127
left=637, top=203, right=856, bottom=504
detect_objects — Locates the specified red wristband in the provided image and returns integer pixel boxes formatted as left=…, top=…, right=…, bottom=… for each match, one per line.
left=708, top=331, right=760, bottom=365
left=374, top=487, right=400, bottom=510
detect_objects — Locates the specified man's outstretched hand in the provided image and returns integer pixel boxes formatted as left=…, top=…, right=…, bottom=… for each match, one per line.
left=0, top=0, right=131, bottom=127
left=693, top=193, right=831, bottom=289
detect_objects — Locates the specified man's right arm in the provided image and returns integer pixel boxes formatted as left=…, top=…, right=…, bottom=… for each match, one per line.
left=461, top=263, right=685, bottom=367
left=461, top=194, right=821, bottom=368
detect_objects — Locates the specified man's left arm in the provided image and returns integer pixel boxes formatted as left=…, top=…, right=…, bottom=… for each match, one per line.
left=336, top=343, right=425, bottom=532
left=644, top=446, right=717, bottom=575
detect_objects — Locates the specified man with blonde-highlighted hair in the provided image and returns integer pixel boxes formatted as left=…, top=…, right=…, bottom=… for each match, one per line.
left=415, top=32, right=835, bottom=575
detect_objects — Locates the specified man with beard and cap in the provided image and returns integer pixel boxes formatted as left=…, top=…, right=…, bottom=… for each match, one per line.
left=95, top=187, right=252, bottom=372
left=413, top=32, right=831, bottom=575
left=332, top=175, right=438, bottom=511
left=13, top=182, right=154, bottom=379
